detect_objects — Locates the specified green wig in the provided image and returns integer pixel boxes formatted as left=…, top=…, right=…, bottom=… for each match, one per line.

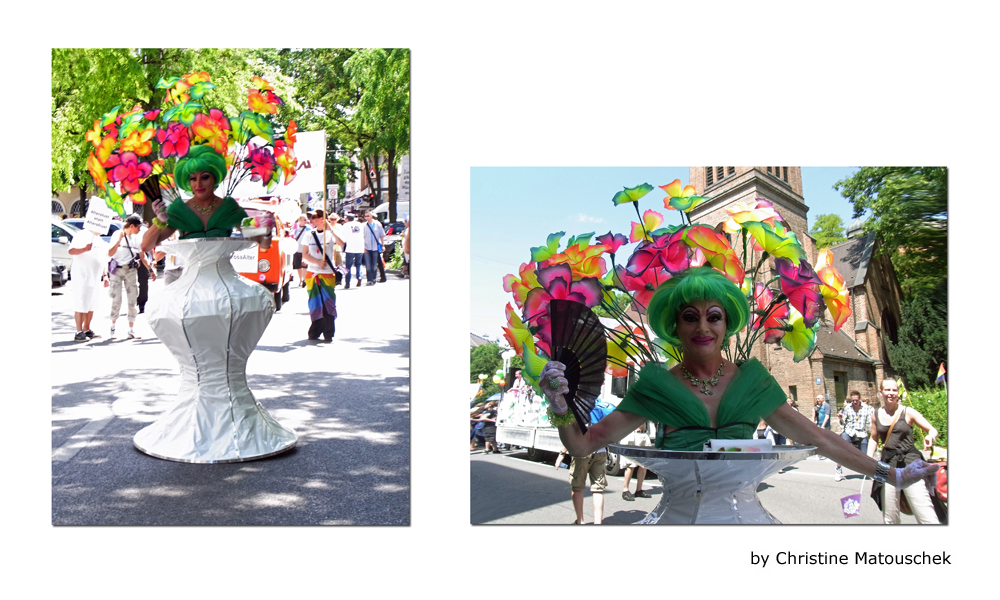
left=646, top=266, right=750, bottom=347
left=174, top=145, right=227, bottom=193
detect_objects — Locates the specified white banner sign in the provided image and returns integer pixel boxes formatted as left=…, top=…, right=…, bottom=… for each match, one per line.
left=84, top=198, right=117, bottom=235
left=230, top=247, right=259, bottom=274
left=227, top=130, right=328, bottom=200
left=398, top=155, right=409, bottom=203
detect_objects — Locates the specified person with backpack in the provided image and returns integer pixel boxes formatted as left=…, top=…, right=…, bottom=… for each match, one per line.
left=362, top=210, right=387, bottom=285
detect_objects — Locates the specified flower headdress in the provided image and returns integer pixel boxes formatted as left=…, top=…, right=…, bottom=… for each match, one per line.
left=85, top=72, right=298, bottom=217
left=502, top=179, right=852, bottom=394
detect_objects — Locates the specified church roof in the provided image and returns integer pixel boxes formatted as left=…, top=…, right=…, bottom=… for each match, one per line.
left=814, top=323, right=874, bottom=364
left=827, top=231, right=876, bottom=289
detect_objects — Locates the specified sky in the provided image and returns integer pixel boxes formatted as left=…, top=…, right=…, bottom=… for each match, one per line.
left=470, top=166, right=861, bottom=340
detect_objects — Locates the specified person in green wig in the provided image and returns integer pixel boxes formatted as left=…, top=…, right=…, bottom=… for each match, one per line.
left=141, top=145, right=272, bottom=253
left=539, top=266, right=938, bottom=493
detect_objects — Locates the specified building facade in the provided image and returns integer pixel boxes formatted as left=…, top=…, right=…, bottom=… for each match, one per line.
left=687, top=167, right=903, bottom=422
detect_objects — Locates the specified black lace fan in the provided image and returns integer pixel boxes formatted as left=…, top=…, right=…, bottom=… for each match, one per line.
left=548, top=299, right=607, bottom=434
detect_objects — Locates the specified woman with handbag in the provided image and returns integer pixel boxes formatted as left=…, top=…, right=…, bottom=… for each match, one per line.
left=300, top=210, right=344, bottom=342
left=867, top=378, right=941, bottom=524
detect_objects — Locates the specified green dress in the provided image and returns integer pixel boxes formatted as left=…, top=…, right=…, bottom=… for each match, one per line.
left=615, top=358, right=786, bottom=451
left=167, top=196, right=248, bottom=239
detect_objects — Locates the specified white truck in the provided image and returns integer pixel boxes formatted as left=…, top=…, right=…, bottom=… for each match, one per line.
left=496, top=367, right=647, bottom=476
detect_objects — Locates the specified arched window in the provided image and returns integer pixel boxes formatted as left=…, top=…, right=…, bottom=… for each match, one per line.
left=51, top=200, right=65, bottom=215
left=70, top=200, right=82, bottom=216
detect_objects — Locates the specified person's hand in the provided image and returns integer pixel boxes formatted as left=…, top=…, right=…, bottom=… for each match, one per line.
left=150, top=271, right=157, bottom=281
left=84, top=243, right=93, bottom=252
left=152, top=198, right=169, bottom=222
left=539, top=361, right=569, bottom=415
left=923, top=433, right=937, bottom=451
left=890, top=459, right=940, bottom=488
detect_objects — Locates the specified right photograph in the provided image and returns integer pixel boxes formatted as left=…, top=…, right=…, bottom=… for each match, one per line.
left=470, top=167, right=947, bottom=525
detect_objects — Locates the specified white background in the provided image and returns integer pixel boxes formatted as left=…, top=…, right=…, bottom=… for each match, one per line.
left=10, top=0, right=993, bottom=596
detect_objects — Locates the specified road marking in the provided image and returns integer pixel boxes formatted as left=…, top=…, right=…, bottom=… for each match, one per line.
left=52, top=413, right=114, bottom=462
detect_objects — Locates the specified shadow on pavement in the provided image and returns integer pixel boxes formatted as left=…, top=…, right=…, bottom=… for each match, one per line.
left=471, top=459, right=567, bottom=523
left=52, top=367, right=409, bottom=526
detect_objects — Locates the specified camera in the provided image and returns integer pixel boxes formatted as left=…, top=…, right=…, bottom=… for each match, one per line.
left=127, top=259, right=140, bottom=269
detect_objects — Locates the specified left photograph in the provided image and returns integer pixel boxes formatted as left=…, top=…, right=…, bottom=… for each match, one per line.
left=50, top=48, right=410, bottom=525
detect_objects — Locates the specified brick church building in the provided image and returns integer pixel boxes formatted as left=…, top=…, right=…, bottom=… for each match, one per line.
left=685, top=167, right=904, bottom=419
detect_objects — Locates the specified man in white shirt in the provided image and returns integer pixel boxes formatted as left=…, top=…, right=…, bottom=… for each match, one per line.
left=362, top=210, right=386, bottom=285
left=67, top=228, right=108, bottom=341
left=835, top=390, right=875, bottom=481
left=107, top=215, right=155, bottom=339
left=335, top=214, right=366, bottom=289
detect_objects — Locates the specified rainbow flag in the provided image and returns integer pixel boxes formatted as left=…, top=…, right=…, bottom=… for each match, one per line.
left=936, top=364, right=946, bottom=384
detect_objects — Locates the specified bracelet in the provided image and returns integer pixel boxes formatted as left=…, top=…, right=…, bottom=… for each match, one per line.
left=547, top=407, right=576, bottom=428
left=873, top=460, right=891, bottom=483
left=152, top=217, right=168, bottom=230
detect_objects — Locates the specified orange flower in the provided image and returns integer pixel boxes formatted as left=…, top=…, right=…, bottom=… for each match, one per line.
left=120, top=127, right=155, bottom=156
left=248, top=89, right=278, bottom=114
left=85, top=120, right=103, bottom=147
left=184, top=71, right=211, bottom=85
left=87, top=152, right=108, bottom=191
left=814, top=248, right=851, bottom=331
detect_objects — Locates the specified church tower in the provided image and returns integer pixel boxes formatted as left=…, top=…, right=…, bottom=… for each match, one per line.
left=687, top=167, right=816, bottom=264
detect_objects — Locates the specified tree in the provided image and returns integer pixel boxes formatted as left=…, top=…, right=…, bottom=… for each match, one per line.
left=256, top=48, right=358, bottom=209
left=809, top=214, right=847, bottom=249
left=834, top=167, right=947, bottom=300
left=51, top=48, right=291, bottom=214
left=344, top=49, right=410, bottom=223
left=259, top=49, right=409, bottom=219
left=470, top=343, right=504, bottom=399
left=593, top=290, right=632, bottom=319
left=886, top=295, right=948, bottom=388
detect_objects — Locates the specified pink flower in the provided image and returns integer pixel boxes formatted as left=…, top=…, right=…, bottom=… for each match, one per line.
left=156, top=123, right=190, bottom=158
left=110, top=152, right=152, bottom=194
left=775, top=257, right=824, bottom=328
left=249, top=145, right=277, bottom=183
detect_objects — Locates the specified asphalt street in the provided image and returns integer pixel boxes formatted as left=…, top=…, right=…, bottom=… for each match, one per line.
left=51, top=269, right=409, bottom=525
left=471, top=449, right=919, bottom=525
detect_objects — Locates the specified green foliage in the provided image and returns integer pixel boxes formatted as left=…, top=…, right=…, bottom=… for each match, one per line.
left=387, top=243, right=404, bottom=270
left=259, top=48, right=409, bottom=218
left=593, top=289, right=632, bottom=318
left=809, top=213, right=848, bottom=249
left=51, top=48, right=290, bottom=198
left=886, top=295, right=947, bottom=388
left=834, top=167, right=947, bottom=300
left=470, top=343, right=503, bottom=398
left=905, top=386, right=948, bottom=447
left=345, top=49, right=410, bottom=164
left=258, top=48, right=358, bottom=197
left=345, top=49, right=410, bottom=222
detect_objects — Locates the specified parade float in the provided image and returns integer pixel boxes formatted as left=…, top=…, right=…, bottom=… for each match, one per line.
left=501, top=180, right=852, bottom=522
left=85, top=72, right=300, bottom=462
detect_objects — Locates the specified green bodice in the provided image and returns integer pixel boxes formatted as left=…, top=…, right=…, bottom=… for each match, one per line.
left=616, top=358, right=787, bottom=451
left=167, top=196, right=248, bottom=240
